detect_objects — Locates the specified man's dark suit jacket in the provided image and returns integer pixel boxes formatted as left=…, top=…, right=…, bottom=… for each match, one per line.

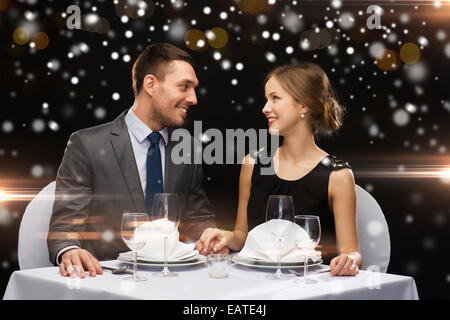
left=48, top=110, right=216, bottom=264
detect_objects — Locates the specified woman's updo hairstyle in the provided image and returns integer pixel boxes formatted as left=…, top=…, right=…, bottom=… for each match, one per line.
left=264, top=62, right=345, bottom=134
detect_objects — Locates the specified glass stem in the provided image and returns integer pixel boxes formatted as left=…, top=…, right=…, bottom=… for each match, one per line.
left=303, top=248, right=308, bottom=281
left=133, top=250, right=138, bottom=280
left=163, top=235, right=168, bottom=276
left=276, top=237, right=282, bottom=278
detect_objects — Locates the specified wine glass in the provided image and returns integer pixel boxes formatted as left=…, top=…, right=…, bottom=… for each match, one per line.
left=121, top=213, right=149, bottom=282
left=294, top=215, right=321, bottom=284
left=265, top=195, right=295, bottom=279
left=151, top=193, right=180, bottom=277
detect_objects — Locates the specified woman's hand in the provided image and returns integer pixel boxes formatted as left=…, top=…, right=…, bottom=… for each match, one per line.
left=329, top=253, right=360, bottom=276
left=196, top=228, right=232, bottom=255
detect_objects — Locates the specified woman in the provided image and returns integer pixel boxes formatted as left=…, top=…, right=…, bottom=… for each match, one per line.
left=196, top=63, right=361, bottom=276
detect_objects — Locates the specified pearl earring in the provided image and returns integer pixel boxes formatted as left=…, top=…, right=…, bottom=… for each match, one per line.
left=300, top=113, right=305, bottom=118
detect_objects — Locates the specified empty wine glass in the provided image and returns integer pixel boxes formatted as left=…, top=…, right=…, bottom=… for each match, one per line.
left=265, top=195, right=295, bottom=279
left=151, top=193, right=180, bottom=277
left=294, top=215, right=321, bottom=284
left=121, top=213, right=149, bottom=282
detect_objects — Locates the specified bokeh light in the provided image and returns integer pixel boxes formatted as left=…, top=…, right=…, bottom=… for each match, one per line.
left=31, top=119, right=46, bottom=133
left=114, top=0, right=155, bottom=19
left=30, top=164, right=44, bottom=178
left=405, top=102, right=418, bottom=114
left=168, top=19, right=188, bottom=42
left=392, top=109, right=410, bottom=127
left=32, top=32, right=49, bottom=50
left=47, top=59, right=61, bottom=71
left=299, top=29, right=320, bottom=51
left=184, top=29, right=208, bottom=51
left=281, top=11, right=304, bottom=34
left=265, top=52, right=276, bottom=63
left=331, top=0, right=342, bottom=9
left=376, top=49, right=398, bottom=71
left=48, top=120, right=59, bottom=132
left=82, top=14, right=110, bottom=34
left=0, top=0, right=10, bottom=12
left=400, top=42, right=421, bottom=64
left=205, top=27, right=229, bottom=49
left=1, top=121, right=14, bottom=134
left=13, top=28, right=30, bottom=45
left=317, top=29, right=331, bottom=49
left=0, top=206, right=13, bottom=227
left=369, top=41, right=385, bottom=59
left=404, top=61, right=429, bottom=83
left=237, top=0, right=273, bottom=15
left=444, top=43, right=450, bottom=58
left=338, top=12, right=355, bottom=30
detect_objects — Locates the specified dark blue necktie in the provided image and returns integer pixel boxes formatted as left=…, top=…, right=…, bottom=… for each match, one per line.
left=146, top=132, right=163, bottom=215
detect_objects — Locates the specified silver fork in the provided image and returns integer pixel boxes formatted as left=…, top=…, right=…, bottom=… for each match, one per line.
left=101, top=265, right=132, bottom=275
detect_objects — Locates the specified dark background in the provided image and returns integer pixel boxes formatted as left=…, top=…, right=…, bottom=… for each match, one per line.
left=1, top=0, right=449, bottom=299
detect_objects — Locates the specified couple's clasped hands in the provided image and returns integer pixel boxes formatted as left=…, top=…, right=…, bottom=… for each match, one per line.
left=195, top=228, right=359, bottom=277
left=195, top=228, right=231, bottom=256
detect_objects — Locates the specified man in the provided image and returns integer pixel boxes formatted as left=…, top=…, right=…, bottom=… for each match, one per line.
left=48, top=43, right=218, bottom=278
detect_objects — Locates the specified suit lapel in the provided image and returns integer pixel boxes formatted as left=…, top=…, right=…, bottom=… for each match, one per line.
left=110, top=110, right=146, bottom=212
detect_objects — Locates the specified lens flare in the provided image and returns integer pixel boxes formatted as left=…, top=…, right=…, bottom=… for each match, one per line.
left=356, top=166, right=450, bottom=180
left=0, top=191, right=9, bottom=201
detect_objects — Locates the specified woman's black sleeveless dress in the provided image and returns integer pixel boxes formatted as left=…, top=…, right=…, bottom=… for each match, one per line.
left=246, top=152, right=351, bottom=264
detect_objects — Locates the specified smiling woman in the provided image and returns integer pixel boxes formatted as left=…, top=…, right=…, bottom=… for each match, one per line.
left=196, top=62, right=361, bottom=277
left=263, top=63, right=345, bottom=136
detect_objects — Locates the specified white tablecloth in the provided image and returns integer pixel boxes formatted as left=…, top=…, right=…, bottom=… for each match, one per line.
left=3, top=260, right=419, bottom=300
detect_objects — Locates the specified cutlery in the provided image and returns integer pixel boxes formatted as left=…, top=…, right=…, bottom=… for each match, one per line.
left=288, top=268, right=330, bottom=277
left=101, top=265, right=132, bottom=275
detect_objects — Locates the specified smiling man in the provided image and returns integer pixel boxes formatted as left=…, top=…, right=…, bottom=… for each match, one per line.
left=48, top=43, right=218, bottom=278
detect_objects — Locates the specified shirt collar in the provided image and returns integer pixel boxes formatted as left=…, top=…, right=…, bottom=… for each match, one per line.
left=124, top=108, right=169, bottom=145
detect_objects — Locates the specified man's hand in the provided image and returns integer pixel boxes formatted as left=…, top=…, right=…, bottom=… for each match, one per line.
left=60, top=248, right=103, bottom=278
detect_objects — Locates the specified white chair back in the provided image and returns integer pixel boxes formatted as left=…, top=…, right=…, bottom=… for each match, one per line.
left=355, top=184, right=391, bottom=273
left=18, top=181, right=55, bottom=269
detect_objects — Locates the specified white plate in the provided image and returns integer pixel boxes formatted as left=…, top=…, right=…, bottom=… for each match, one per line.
left=118, top=251, right=199, bottom=263
left=118, top=255, right=206, bottom=267
left=232, top=255, right=323, bottom=269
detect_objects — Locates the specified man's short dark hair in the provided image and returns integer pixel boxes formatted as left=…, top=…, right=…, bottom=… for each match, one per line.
left=132, top=42, right=195, bottom=97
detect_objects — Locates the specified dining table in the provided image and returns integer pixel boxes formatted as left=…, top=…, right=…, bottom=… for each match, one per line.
left=3, top=256, right=419, bottom=300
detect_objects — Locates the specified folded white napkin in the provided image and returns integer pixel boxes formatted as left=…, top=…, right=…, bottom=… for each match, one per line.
left=119, top=219, right=198, bottom=261
left=238, top=220, right=321, bottom=262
